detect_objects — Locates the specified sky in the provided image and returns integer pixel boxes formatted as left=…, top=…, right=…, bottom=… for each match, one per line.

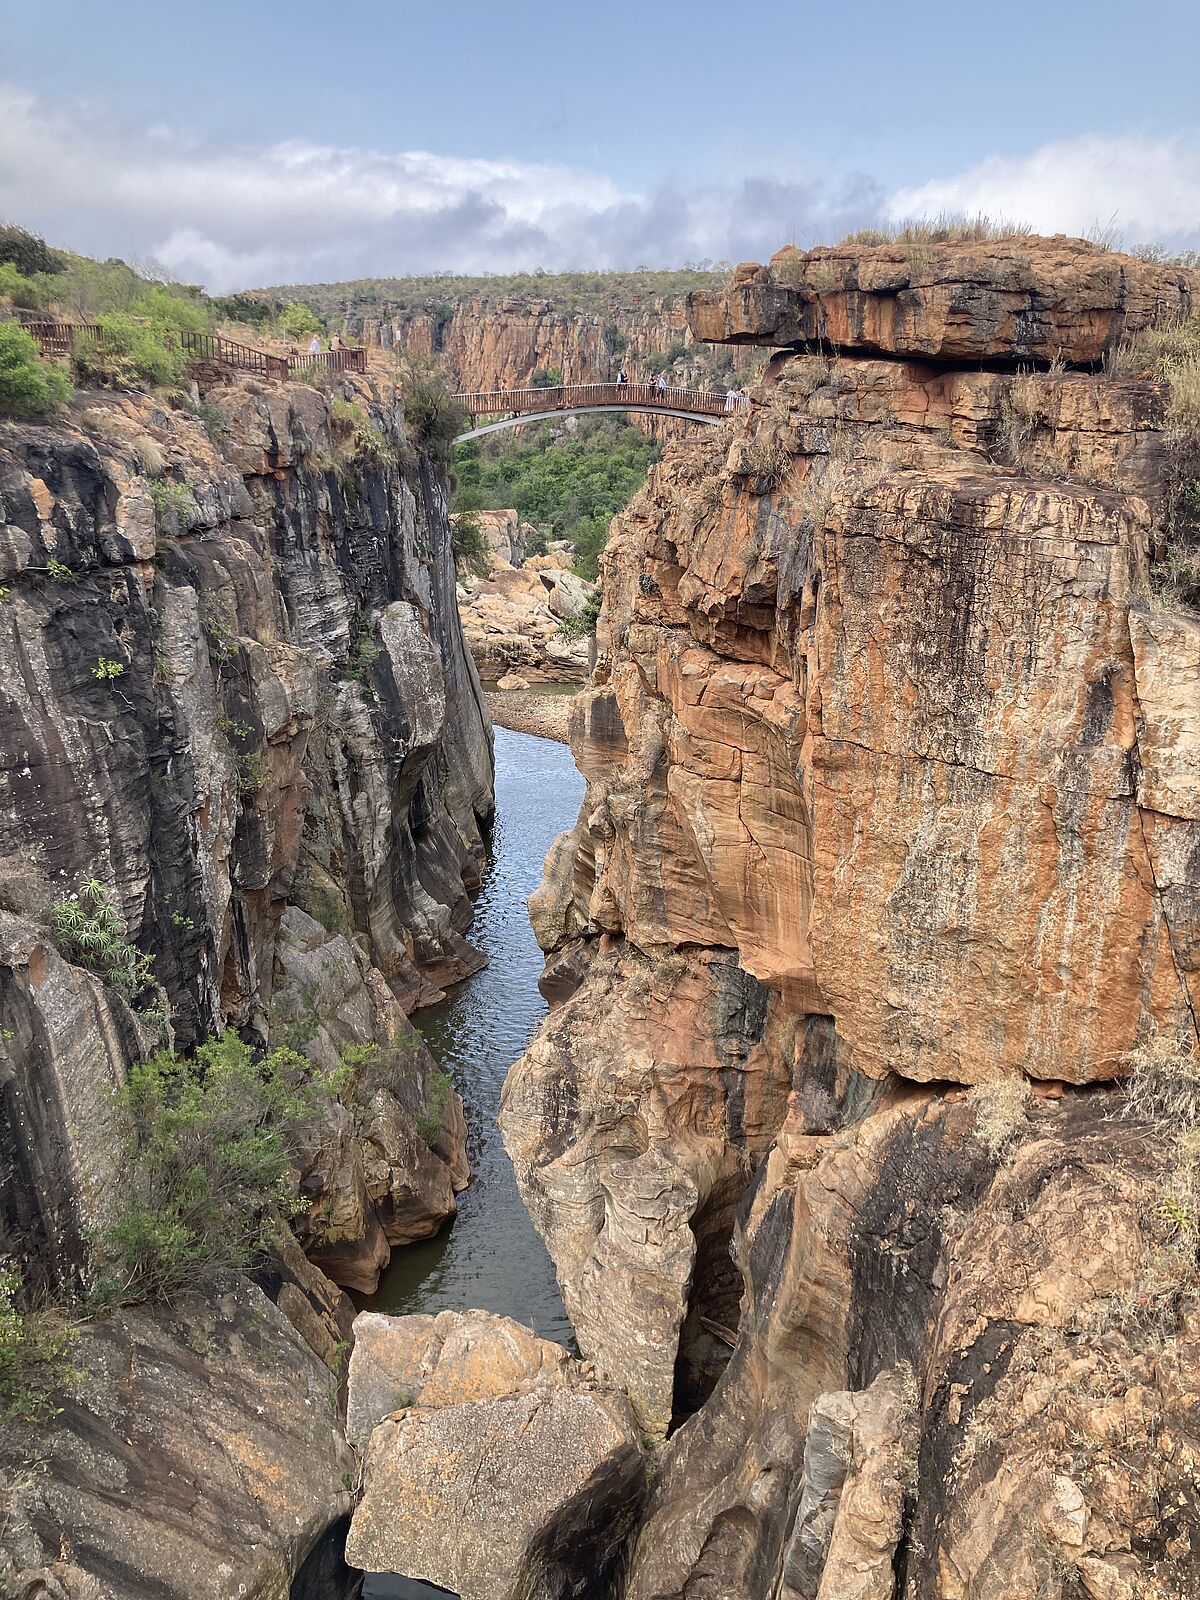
left=3, top=0, right=1200, bottom=291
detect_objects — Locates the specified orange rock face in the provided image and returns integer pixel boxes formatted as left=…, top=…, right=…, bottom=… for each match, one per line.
left=690, top=236, right=1200, bottom=364
left=502, top=240, right=1200, bottom=1446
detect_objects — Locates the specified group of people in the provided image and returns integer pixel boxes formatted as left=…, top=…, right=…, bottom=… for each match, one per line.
left=612, top=366, right=747, bottom=409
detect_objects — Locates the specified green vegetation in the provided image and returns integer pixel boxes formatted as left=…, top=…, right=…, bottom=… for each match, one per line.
left=148, top=479, right=199, bottom=526
left=92, top=657, right=125, bottom=682
left=0, top=322, right=72, bottom=416
left=209, top=292, right=281, bottom=327
left=49, top=879, right=155, bottom=1005
left=452, top=417, right=659, bottom=579
left=74, top=314, right=189, bottom=391
left=416, top=1069, right=452, bottom=1148
left=46, top=557, right=73, bottom=581
left=530, top=366, right=563, bottom=388
left=402, top=362, right=469, bottom=463
left=278, top=301, right=322, bottom=340
left=0, top=222, right=67, bottom=277
left=450, top=510, right=488, bottom=573
left=342, top=624, right=381, bottom=683
left=835, top=214, right=1032, bottom=247
left=94, top=1034, right=329, bottom=1302
left=268, top=267, right=729, bottom=323
left=558, top=585, right=602, bottom=640
left=0, top=1265, right=76, bottom=1425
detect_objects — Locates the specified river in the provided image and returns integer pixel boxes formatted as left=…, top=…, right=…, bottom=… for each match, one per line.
left=360, top=723, right=584, bottom=1600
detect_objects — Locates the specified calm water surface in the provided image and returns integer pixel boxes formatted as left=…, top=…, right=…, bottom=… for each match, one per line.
left=361, top=724, right=584, bottom=1600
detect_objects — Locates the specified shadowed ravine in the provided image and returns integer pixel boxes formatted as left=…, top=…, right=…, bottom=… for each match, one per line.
left=359, top=724, right=584, bottom=1599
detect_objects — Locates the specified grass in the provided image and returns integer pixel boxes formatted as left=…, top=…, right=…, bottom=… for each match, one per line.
left=968, top=1077, right=1033, bottom=1161
left=836, top=214, right=1032, bottom=247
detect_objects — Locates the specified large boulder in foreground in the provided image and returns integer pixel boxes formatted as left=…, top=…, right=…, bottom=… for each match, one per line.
left=346, top=1308, right=645, bottom=1599
left=688, top=237, right=1200, bottom=363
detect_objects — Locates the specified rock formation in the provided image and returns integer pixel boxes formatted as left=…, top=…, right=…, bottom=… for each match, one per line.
left=458, top=546, right=594, bottom=683
left=346, top=1308, right=646, bottom=1599
left=0, top=357, right=495, bottom=1592
left=502, top=237, right=1200, bottom=1593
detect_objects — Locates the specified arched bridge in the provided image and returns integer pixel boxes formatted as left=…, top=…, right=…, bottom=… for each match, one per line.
left=453, top=381, right=748, bottom=441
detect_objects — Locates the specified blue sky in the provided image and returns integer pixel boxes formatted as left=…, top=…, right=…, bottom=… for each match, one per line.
left=3, top=0, right=1200, bottom=289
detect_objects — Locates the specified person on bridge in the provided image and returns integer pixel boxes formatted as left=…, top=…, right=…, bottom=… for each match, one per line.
left=724, top=386, right=739, bottom=413
left=656, top=371, right=669, bottom=393
left=616, top=367, right=627, bottom=385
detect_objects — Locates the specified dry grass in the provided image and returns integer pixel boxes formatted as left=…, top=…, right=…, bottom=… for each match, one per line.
left=131, top=433, right=165, bottom=478
left=1123, top=1029, right=1200, bottom=1241
left=968, top=1077, right=1033, bottom=1161
left=838, top=214, right=1031, bottom=248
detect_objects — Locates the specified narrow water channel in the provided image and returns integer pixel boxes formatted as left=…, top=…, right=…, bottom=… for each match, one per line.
left=360, top=723, right=585, bottom=1600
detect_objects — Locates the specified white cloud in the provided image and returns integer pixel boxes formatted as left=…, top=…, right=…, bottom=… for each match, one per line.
left=887, top=133, right=1200, bottom=249
left=0, top=85, right=883, bottom=290
left=4, top=86, right=1199, bottom=293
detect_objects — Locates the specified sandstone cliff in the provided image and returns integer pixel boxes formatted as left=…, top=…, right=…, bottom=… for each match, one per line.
left=0, top=360, right=495, bottom=1594
left=0, top=368, right=492, bottom=1297
left=502, top=237, right=1200, bottom=1595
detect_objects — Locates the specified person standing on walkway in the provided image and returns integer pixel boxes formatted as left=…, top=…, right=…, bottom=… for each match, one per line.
left=656, top=370, right=669, bottom=393
left=616, top=367, right=627, bottom=386
left=308, top=334, right=322, bottom=355
left=724, top=386, right=738, bottom=413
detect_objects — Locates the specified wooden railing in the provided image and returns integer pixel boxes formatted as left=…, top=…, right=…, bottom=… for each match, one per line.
left=455, top=381, right=749, bottom=419
left=25, top=321, right=366, bottom=381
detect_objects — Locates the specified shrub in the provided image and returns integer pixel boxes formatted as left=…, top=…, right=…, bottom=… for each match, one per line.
left=131, top=434, right=165, bottom=477
left=0, top=1265, right=76, bottom=1425
left=0, top=261, right=44, bottom=309
left=49, top=879, right=155, bottom=1004
left=0, top=323, right=72, bottom=416
left=968, top=1077, right=1033, bottom=1161
left=95, top=1033, right=334, bottom=1302
left=92, top=657, right=125, bottom=682
left=1123, top=1031, right=1200, bottom=1244
left=342, top=625, right=381, bottom=683
left=416, top=1069, right=452, bottom=1148
left=0, top=223, right=66, bottom=277
left=402, top=363, right=470, bottom=463
left=278, top=302, right=322, bottom=339
left=74, top=315, right=187, bottom=391
left=46, top=558, right=73, bottom=581
left=558, top=585, right=601, bottom=640
left=211, top=292, right=280, bottom=327
left=148, top=479, right=199, bottom=527
left=530, top=366, right=563, bottom=389
left=451, top=510, right=488, bottom=573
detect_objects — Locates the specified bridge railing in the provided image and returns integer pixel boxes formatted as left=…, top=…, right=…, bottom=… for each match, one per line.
left=26, top=321, right=366, bottom=382
left=455, top=382, right=749, bottom=418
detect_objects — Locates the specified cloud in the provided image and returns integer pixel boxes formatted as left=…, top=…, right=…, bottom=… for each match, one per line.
left=4, top=87, right=1200, bottom=294
left=887, top=134, right=1200, bottom=250
left=0, top=85, right=883, bottom=290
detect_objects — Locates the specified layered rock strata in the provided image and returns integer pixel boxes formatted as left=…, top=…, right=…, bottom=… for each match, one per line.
left=346, top=1308, right=646, bottom=1599
left=0, top=372, right=491, bottom=1294
left=459, top=548, right=594, bottom=683
left=503, top=238, right=1200, bottom=1590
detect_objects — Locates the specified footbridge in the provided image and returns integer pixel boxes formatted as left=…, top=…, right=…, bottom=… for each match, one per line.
left=453, top=381, right=747, bottom=441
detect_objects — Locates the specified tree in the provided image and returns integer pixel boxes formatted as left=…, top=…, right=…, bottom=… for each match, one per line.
left=279, top=302, right=322, bottom=339
left=0, top=323, right=72, bottom=416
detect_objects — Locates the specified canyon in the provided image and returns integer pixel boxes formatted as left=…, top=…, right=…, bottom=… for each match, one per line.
left=3, top=233, right=1200, bottom=1600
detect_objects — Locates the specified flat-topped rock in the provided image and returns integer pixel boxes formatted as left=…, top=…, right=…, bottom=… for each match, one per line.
left=688, top=235, right=1200, bottom=364
left=345, top=1309, right=645, bottom=1600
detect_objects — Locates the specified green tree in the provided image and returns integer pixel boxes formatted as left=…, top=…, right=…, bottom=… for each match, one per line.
left=279, top=302, right=322, bottom=339
left=0, top=222, right=66, bottom=276
left=0, top=323, right=72, bottom=416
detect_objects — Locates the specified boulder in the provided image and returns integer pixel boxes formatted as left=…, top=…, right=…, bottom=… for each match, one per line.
left=497, top=672, right=531, bottom=691
left=345, top=1308, right=645, bottom=1599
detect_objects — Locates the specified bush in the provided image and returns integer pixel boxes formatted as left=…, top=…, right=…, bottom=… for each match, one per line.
left=0, top=1265, right=76, bottom=1425
left=279, top=301, right=322, bottom=339
left=211, top=292, right=280, bottom=327
left=402, top=362, right=470, bottom=463
left=74, top=314, right=187, bottom=391
left=0, top=261, right=44, bottom=309
left=49, top=879, right=156, bottom=1005
left=415, top=1068, right=452, bottom=1148
left=0, top=323, right=72, bottom=416
left=451, top=510, right=488, bottom=573
left=148, top=479, right=199, bottom=526
left=95, top=1033, right=333, bottom=1302
left=0, top=223, right=67, bottom=277
left=558, top=585, right=601, bottom=640
left=530, top=366, right=563, bottom=389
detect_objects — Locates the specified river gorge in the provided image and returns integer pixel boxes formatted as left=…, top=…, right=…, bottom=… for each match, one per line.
left=2, top=233, right=1200, bottom=1600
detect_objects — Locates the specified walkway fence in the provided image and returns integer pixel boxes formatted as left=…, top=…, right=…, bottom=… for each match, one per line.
left=455, top=381, right=749, bottom=420
left=24, top=320, right=366, bottom=381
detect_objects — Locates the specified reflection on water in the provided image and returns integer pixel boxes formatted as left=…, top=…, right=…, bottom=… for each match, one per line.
left=360, top=724, right=584, bottom=1600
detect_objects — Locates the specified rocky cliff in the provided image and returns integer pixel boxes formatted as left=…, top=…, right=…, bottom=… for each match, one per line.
left=0, top=358, right=495, bottom=1595
left=502, top=237, right=1200, bottom=1596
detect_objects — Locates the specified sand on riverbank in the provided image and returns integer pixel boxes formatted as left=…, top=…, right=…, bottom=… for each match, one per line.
left=486, top=689, right=576, bottom=744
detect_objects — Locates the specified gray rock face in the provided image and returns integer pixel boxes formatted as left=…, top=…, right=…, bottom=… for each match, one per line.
left=0, top=1278, right=359, bottom=1600
left=0, top=378, right=492, bottom=1292
left=345, top=1308, right=645, bottom=1600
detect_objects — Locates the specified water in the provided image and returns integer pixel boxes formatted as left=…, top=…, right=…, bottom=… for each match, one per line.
left=360, top=724, right=584, bottom=1600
